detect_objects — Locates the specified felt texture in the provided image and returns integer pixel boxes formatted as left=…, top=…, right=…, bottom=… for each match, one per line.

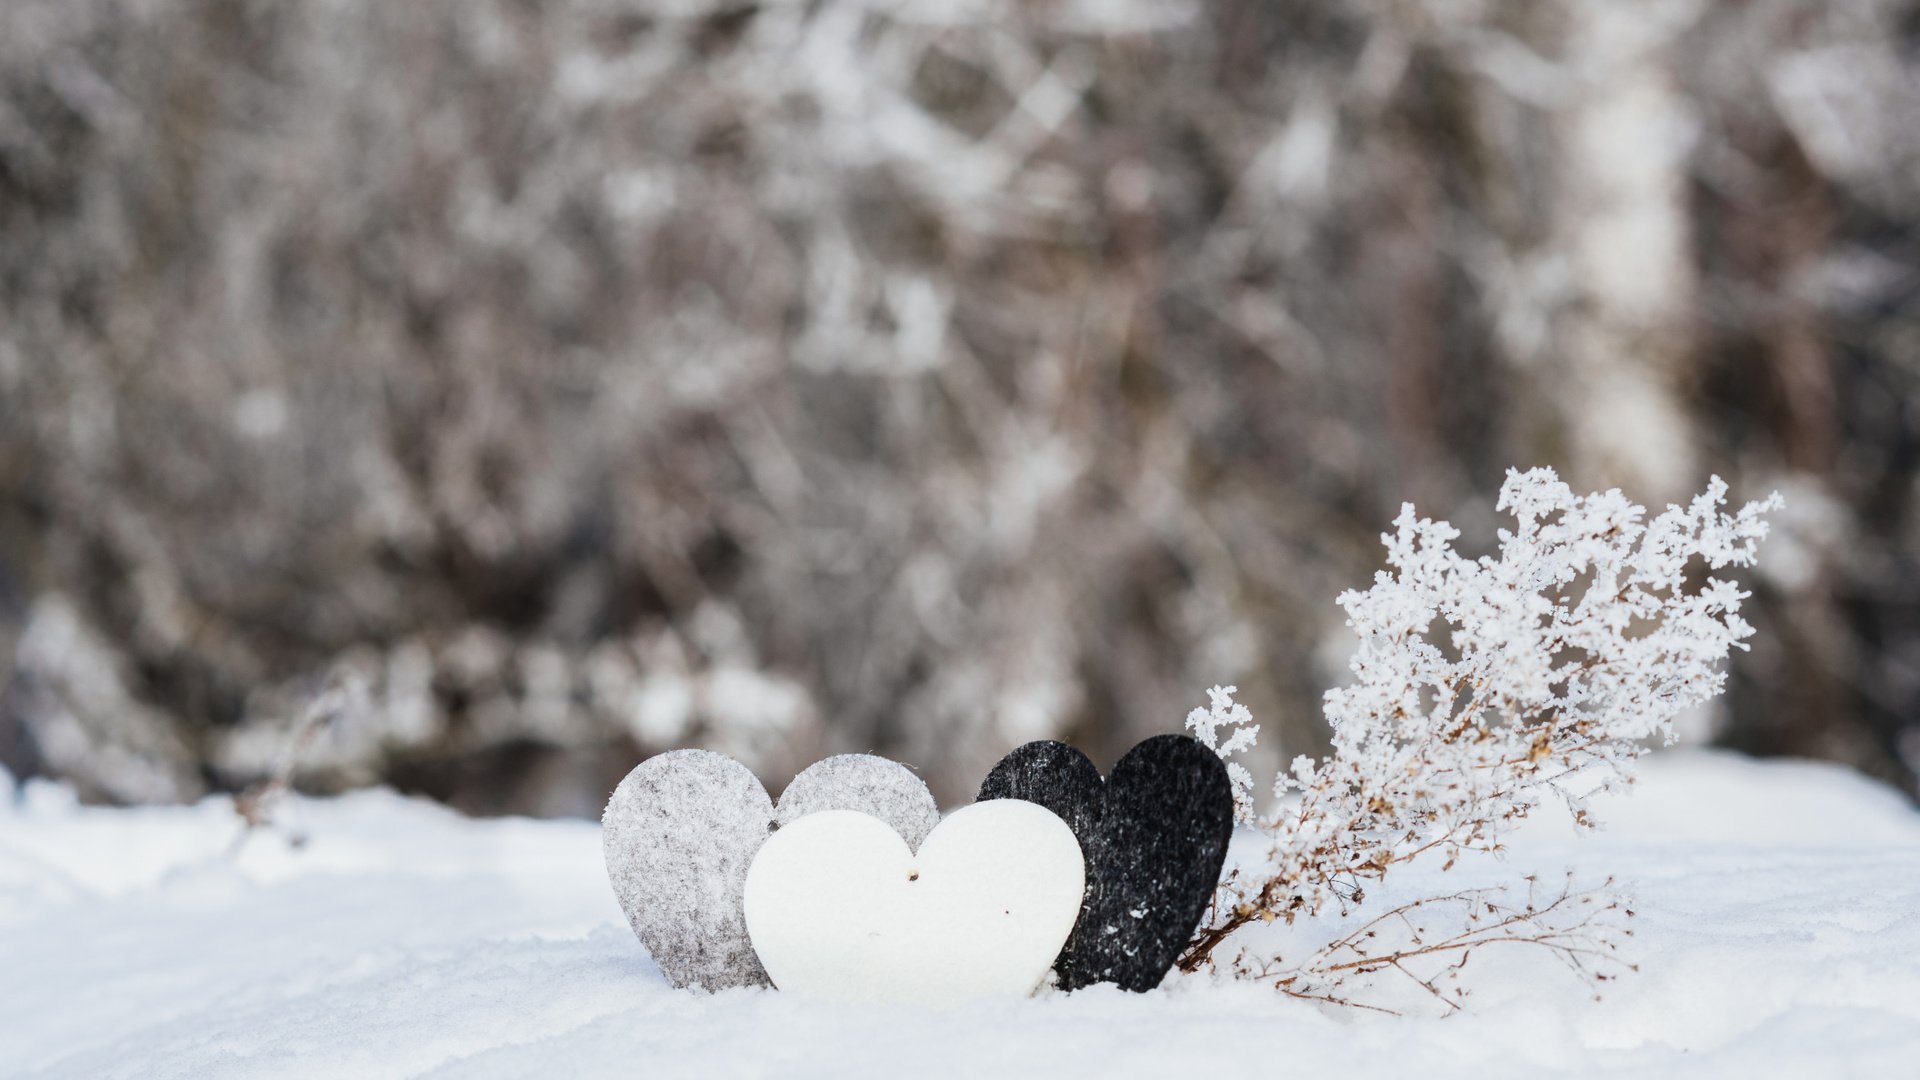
left=601, top=749, right=940, bottom=991
left=774, top=755, right=941, bottom=844
left=977, top=734, right=1234, bottom=992
left=742, top=802, right=1085, bottom=1006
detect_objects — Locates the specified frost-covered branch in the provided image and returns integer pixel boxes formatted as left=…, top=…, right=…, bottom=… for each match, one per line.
left=1186, top=684, right=1260, bottom=823
left=1182, top=469, right=1779, bottom=992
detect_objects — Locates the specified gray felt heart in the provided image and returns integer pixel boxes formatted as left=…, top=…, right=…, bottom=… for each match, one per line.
left=601, top=749, right=940, bottom=990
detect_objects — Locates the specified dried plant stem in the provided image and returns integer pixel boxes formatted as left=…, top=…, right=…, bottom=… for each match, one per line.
left=228, top=675, right=362, bottom=855
left=1234, top=877, right=1634, bottom=1015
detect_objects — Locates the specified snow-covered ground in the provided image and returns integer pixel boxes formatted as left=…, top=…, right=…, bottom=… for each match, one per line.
left=3, top=750, right=1917, bottom=1079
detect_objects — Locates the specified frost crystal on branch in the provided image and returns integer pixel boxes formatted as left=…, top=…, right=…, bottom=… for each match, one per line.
left=1185, top=684, right=1259, bottom=823
left=1182, top=469, right=1780, bottom=999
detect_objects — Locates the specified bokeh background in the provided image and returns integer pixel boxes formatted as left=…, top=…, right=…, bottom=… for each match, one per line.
left=2, top=0, right=1916, bottom=817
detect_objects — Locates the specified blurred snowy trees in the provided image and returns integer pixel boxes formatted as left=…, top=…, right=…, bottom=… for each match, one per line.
left=1, top=0, right=1916, bottom=814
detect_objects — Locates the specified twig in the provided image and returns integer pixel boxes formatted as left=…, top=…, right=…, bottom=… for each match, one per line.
left=228, top=673, right=363, bottom=856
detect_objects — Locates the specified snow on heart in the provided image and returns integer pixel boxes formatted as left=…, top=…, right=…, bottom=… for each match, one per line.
left=742, top=801, right=1086, bottom=1006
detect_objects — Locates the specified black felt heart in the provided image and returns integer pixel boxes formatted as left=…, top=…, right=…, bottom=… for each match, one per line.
left=976, top=734, right=1234, bottom=992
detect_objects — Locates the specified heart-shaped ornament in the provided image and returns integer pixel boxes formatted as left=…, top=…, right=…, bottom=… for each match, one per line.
left=602, top=749, right=940, bottom=991
left=977, top=735, right=1233, bottom=992
left=742, top=801, right=1085, bottom=1006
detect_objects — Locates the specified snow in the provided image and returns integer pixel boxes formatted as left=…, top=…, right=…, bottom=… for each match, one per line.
left=3, top=750, right=1917, bottom=1079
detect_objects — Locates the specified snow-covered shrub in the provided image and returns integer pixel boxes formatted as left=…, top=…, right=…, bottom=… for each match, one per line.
left=1185, top=469, right=1780, bottom=1008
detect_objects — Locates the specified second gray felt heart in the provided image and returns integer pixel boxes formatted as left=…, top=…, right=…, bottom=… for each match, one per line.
left=601, top=749, right=941, bottom=991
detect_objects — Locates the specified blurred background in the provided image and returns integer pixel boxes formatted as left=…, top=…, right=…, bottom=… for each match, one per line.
left=1, top=0, right=1916, bottom=818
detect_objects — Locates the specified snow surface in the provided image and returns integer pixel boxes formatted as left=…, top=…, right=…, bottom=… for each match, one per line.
left=3, top=750, right=1918, bottom=1079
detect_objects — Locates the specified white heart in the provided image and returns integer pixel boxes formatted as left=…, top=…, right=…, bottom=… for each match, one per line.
left=742, top=800, right=1085, bottom=1006
left=601, top=750, right=941, bottom=991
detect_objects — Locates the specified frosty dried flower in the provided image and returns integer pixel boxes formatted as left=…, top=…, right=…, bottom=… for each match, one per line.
left=1183, top=469, right=1780, bottom=997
